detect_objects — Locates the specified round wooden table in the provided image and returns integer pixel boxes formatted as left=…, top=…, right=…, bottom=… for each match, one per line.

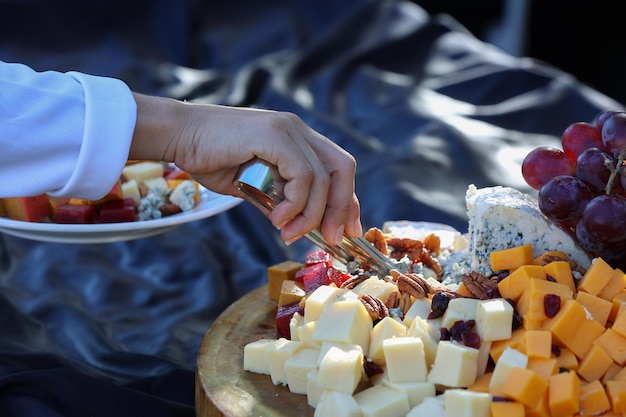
left=195, top=285, right=314, bottom=417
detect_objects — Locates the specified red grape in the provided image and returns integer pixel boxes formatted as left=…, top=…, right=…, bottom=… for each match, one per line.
left=575, top=147, right=618, bottom=194
left=522, top=147, right=575, bottom=190
left=601, top=112, right=626, bottom=155
left=561, top=122, right=605, bottom=161
left=594, top=110, right=623, bottom=132
left=579, top=194, right=626, bottom=243
left=576, top=221, right=609, bottom=253
left=538, top=175, right=593, bottom=226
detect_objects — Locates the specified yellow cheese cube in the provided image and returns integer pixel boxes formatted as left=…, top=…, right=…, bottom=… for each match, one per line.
left=598, top=268, right=626, bottom=301
left=267, top=338, right=302, bottom=385
left=575, top=290, right=612, bottom=326
left=526, top=357, right=558, bottom=381
left=382, top=380, right=436, bottom=408
left=548, top=370, right=580, bottom=417
left=490, top=401, right=525, bottom=417
left=502, top=367, right=548, bottom=409
left=579, top=379, right=611, bottom=416
left=606, top=380, right=626, bottom=415
left=284, top=348, right=320, bottom=394
left=121, top=161, right=164, bottom=185
left=476, top=298, right=514, bottom=342
left=594, top=328, right=626, bottom=366
left=427, top=341, right=479, bottom=388
left=544, top=299, right=604, bottom=359
left=521, top=330, right=552, bottom=359
left=267, top=261, right=304, bottom=302
left=444, top=389, right=491, bottom=417
left=383, top=337, right=428, bottom=383
left=312, top=300, right=373, bottom=355
left=277, top=280, right=305, bottom=307
left=353, top=385, right=410, bottom=417
left=553, top=346, right=578, bottom=371
left=578, top=257, right=615, bottom=296
left=578, top=344, right=614, bottom=383
left=497, top=265, right=545, bottom=302
left=490, top=243, right=534, bottom=272
left=368, top=316, right=407, bottom=365
left=542, top=260, right=576, bottom=293
left=317, top=345, right=363, bottom=394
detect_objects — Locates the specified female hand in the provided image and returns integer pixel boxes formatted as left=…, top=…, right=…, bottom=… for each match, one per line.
left=129, top=93, right=362, bottom=245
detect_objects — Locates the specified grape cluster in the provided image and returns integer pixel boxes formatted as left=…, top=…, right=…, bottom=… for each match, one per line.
left=521, top=110, right=626, bottom=268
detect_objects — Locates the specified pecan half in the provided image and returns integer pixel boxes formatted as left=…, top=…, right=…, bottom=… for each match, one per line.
left=398, top=292, right=413, bottom=315
left=393, top=270, right=431, bottom=299
left=419, top=248, right=443, bottom=278
left=461, top=271, right=498, bottom=299
left=359, top=294, right=389, bottom=320
left=540, top=254, right=587, bottom=276
left=159, top=203, right=182, bottom=217
left=340, top=272, right=370, bottom=289
left=385, top=291, right=400, bottom=309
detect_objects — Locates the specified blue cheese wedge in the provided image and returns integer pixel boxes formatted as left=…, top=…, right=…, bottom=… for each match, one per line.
left=465, top=184, right=592, bottom=276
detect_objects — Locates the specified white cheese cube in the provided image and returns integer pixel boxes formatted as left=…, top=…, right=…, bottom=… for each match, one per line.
left=122, top=161, right=164, bottom=185
left=402, top=297, right=431, bottom=328
left=406, top=316, right=440, bottom=368
left=368, top=316, right=407, bottom=365
left=289, top=312, right=303, bottom=342
left=383, top=337, right=428, bottom=383
left=383, top=380, right=436, bottom=408
left=298, top=321, right=321, bottom=349
left=353, top=277, right=399, bottom=301
left=284, top=348, right=320, bottom=395
left=318, top=342, right=363, bottom=368
left=242, top=338, right=276, bottom=375
left=307, top=370, right=323, bottom=408
left=318, top=346, right=363, bottom=394
left=121, top=179, right=141, bottom=204
left=441, top=298, right=479, bottom=329
left=476, top=341, right=492, bottom=379
left=314, top=390, right=362, bottom=417
left=304, top=286, right=351, bottom=323
left=476, top=298, right=514, bottom=342
left=143, top=176, right=168, bottom=194
left=354, top=385, right=410, bottom=417
left=427, top=341, right=479, bottom=388
left=267, top=338, right=302, bottom=385
left=312, top=300, right=372, bottom=354
left=444, top=389, right=491, bottom=417
left=406, top=395, right=446, bottom=417
left=489, top=347, right=528, bottom=388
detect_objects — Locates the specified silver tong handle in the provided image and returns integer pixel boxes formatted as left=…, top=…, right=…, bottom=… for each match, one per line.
left=233, top=159, right=394, bottom=276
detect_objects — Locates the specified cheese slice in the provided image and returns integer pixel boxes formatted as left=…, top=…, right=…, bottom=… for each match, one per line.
left=465, top=184, right=591, bottom=276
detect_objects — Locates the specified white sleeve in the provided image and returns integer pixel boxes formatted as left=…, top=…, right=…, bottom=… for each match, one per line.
left=0, top=60, right=137, bottom=199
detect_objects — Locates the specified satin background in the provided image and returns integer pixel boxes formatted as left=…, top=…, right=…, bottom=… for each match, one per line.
left=0, top=1, right=621, bottom=416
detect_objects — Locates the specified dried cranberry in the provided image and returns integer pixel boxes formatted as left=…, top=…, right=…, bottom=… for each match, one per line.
left=546, top=274, right=557, bottom=282
left=429, top=292, right=452, bottom=319
left=511, top=310, right=522, bottom=330
left=449, top=320, right=475, bottom=343
left=544, top=294, right=561, bottom=318
left=440, top=327, right=451, bottom=341
left=495, top=271, right=510, bottom=282
left=363, top=357, right=384, bottom=378
left=485, top=286, right=502, bottom=299
left=492, top=396, right=513, bottom=402
left=551, top=344, right=562, bottom=357
left=461, top=331, right=481, bottom=349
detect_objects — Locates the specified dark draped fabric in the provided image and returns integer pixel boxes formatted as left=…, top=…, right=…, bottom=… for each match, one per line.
left=0, top=0, right=620, bottom=415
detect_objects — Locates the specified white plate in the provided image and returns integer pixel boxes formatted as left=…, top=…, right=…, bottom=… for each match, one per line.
left=0, top=187, right=242, bottom=244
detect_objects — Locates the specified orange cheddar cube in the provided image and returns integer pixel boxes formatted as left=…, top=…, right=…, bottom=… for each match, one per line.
left=533, top=250, right=569, bottom=266
left=543, top=261, right=576, bottom=293
left=521, top=330, right=552, bottom=359
left=609, top=291, right=626, bottom=323
left=490, top=243, right=534, bottom=272
left=611, top=310, right=626, bottom=339
left=498, top=265, right=546, bottom=302
left=468, top=372, right=492, bottom=393
left=598, top=268, right=626, bottom=301
left=553, top=346, right=579, bottom=371
left=606, top=380, right=626, bottom=414
left=544, top=299, right=605, bottom=359
left=579, top=379, right=611, bottom=416
left=603, top=362, right=623, bottom=383
left=611, top=364, right=626, bottom=382
left=527, top=357, right=558, bottom=381
left=577, top=344, right=614, bottom=382
left=526, top=390, right=550, bottom=417
left=517, top=278, right=573, bottom=330
left=490, top=328, right=525, bottom=362
left=594, top=328, right=626, bottom=366
left=548, top=370, right=580, bottom=417
left=502, top=367, right=548, bottom=409
left=575, top=291, right=612, bottom=327
left=455, top=282, right=474, bottom=298
left=267, top=261, right=304, bottom=302
left=490, top=400, right=525, bottom=417
left=578, top=257, right=615, bottom=296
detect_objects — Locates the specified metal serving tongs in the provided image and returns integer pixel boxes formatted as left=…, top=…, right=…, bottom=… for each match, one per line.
left=233, top=158, right=395, bottom=277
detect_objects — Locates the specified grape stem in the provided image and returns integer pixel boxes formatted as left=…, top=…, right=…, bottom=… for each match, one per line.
left=605, top=150, right=626, bottom=194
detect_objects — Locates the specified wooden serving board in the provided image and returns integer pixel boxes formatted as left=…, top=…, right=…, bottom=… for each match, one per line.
left=195, top=285, right=314, bottom=417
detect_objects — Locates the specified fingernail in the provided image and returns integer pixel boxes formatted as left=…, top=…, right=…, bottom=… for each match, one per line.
left=284, top=236, right=301, bottom=246
left=334, top=225, right=345, bottom=246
